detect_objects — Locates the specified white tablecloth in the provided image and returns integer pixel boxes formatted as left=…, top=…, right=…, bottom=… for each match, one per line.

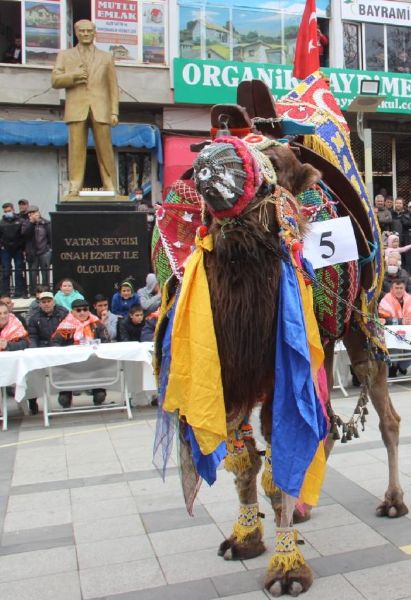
left=384, top=325, right=411, bottom=351
left=0, top=342, right=156, bottom=402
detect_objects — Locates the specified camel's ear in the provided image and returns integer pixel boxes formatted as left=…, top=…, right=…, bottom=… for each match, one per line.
left=292, top=163, right=321, bottom=196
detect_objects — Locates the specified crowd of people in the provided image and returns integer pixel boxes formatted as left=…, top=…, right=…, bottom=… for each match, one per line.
left=375, top=191, right=411, bottom=377
left=0, top=273, right=161, bottom=413
left=0, top=200, right=51, bottom=298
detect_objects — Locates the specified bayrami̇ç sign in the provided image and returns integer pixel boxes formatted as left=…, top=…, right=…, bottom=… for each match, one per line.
left=341, top=0, right=411, bottom=27
left=173, top=58, right=411, bottom=114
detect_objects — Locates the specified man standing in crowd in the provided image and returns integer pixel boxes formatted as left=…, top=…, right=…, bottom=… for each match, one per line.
left=17, top=199, right=30, bottom=220
left=93, top=294, right=119, bottom=340
left=0, top=203, right=26, bottom=298
left=374, top=194, right=392, bottom=232
left=392, top=197, right=405, bottom=238
left=28, top=292, right=67, bottom=348
left=21, top=206, right=52, bottom=295
left=51, top=299, right=110, bottom=408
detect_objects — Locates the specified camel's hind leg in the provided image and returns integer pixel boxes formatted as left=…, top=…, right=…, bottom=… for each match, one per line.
left=344, top=326, right=408, bottom=518
left=218, top=422, right=266, bottom=560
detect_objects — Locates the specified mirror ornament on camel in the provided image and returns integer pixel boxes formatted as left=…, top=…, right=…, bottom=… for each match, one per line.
left=151, top=74, right=408, bottom=597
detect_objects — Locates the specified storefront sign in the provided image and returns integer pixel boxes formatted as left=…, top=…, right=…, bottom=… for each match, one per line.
left=92, top=0, right=138, bottom=63
left=173, top=58, right=411, bottom=114
left=25, top=1, right=61, bottom=65
left=341, top=0, right=411, bottom=27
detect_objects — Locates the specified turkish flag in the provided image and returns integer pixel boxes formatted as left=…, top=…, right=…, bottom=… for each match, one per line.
left=293, top=0, right=320, bottom=80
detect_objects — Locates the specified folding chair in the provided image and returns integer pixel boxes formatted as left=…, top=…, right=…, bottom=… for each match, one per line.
left=41, top=355, right=133, bottom=427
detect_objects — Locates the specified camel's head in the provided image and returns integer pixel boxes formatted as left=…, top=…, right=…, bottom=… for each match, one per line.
left=193, top=134, right=320, bottom=220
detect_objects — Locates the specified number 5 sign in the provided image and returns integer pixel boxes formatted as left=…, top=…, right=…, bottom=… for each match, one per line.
left=302, top=217, right=359, bottom=269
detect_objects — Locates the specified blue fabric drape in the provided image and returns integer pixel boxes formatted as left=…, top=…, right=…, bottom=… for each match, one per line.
left=272, top=258, right=328, bottom=498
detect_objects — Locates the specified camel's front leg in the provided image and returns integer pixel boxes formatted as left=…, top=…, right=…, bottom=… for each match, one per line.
left=261, top=446, right=313, bottom=597
left=218, top=424, right=266, bottom=560
left=344, top=326, right=408, bottom=518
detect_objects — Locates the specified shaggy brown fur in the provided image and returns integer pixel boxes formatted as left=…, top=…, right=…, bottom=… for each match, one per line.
left=266, top=146, right=321, bottom=197
left=204, top=202, right=280, bottom=418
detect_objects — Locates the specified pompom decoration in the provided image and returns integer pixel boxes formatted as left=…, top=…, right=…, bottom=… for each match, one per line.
left=197, top=225, right=209, bottom=239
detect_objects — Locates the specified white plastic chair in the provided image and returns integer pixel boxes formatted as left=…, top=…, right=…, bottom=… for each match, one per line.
left=41, top=356, right=133, bottom=427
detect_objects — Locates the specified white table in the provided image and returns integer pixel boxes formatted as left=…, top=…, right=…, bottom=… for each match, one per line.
left=0, top=342, right=156, bottom=429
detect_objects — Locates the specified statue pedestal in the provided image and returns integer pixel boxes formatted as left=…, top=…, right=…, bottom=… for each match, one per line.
left=51, top=208, right=151, bottom=301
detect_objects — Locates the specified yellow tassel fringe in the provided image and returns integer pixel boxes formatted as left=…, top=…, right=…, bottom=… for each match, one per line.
left=261, top=468, right=279, bottom=496
left=224, top=450, right=251, bottom=474
left=268, top=528, right=306, bottom=574
left=232, top=503, right=263, bottom=542
left=303, top=135, right=341, bottom=170
left=233, top=519, right=263, bottom=543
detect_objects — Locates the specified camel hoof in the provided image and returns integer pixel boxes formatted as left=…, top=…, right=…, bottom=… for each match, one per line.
left=376, top=498, right=409, bottom=518
left=269, top=581, right=283, bottom=597
left=289, top=581, right=303, bottom=597
left=218, top=539, right=231, bottom=557
left=223, top=547, right=233, bottom=560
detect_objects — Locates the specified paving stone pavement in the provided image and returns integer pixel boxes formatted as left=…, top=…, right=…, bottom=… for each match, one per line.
left=0, top=384, right=411, bottom=600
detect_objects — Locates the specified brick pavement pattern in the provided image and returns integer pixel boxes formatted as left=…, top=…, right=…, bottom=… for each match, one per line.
left=0, top=386, right=411, bottom=600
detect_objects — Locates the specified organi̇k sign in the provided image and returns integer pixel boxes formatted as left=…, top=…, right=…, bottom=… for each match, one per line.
left=173, top=58, right=411, bottom=114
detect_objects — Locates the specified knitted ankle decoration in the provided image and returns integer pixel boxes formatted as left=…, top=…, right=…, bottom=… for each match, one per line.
left=261, top=445, right=280, bottom=496
left=233, top=503, right=263, bottom=542
left=268, top=527, right=306, bottom=573
left=224, top=424, right=253, bottom=474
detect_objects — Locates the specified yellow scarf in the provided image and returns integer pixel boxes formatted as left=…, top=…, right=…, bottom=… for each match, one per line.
left=164, top=234, right=227, bottom=455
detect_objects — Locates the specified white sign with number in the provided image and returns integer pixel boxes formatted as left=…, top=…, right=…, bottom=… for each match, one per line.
left=302, top=217, right=358, bottom=269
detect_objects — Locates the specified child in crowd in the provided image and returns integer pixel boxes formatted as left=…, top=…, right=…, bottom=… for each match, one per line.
left=118, top=304, right=145, bottom=341
left=385, top=234, right=411, bottom=260
left=93, top=293, right=120, bottom=341
left=111, top=278, right=140, bottom=318
left=54, top=278, right=85, bottom=310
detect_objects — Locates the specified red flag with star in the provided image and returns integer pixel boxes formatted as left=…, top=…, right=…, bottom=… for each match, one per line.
left=293, top=0, right=320, bottom=80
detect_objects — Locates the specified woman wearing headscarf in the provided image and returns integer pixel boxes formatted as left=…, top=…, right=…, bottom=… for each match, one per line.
left=137, top=273, right=161, bottom=314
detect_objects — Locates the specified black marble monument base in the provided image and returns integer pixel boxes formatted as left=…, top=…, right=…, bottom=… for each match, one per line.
left=51, top=209, right=151, bottom=302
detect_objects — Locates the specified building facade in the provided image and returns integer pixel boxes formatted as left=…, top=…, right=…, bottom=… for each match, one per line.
left=0, top=0, right=410, bottom=215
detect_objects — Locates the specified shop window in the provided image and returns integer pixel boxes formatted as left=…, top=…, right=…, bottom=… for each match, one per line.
left=118, top=151, right=152, bottom=204
left=364, top=23, right=384, bottom=71
left=387, top=26, right=410, bottom=74
left=178, top=2, right=309, bottom=66
left=343, top=22, right=360, bottom=70
left=71, top=0, right=91, bottom=46
left=25, top=1, right=61, bottom=65
left=0, top=0, right=21, bottom=64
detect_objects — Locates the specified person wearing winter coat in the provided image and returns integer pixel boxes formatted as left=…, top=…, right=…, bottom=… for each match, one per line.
left=137, top=273, right=161, bottom=315
left=111, top=278, right=140, bottom=318
left=0, top=203, right=26, bottom=297
left=28, top=292, right=68, bottom=348
left=21, top=206, right=52, bottom=295
left=118, top=304, right=145, bottom=342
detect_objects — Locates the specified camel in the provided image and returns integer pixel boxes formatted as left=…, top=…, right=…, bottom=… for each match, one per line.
left=152, top=77, right=408, bottom=597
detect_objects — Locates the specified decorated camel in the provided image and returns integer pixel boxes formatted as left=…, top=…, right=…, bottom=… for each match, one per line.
left=152, top=74, right=408, bottom=597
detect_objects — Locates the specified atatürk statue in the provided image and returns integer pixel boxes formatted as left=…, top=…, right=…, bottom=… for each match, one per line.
left=52, top=20, right=119, bottom=196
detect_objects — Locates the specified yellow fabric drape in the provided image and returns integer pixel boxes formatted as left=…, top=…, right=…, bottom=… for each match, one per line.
left=295, top=267, right=327, bottom=505
left=163, top=234, right=227, bottom=455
